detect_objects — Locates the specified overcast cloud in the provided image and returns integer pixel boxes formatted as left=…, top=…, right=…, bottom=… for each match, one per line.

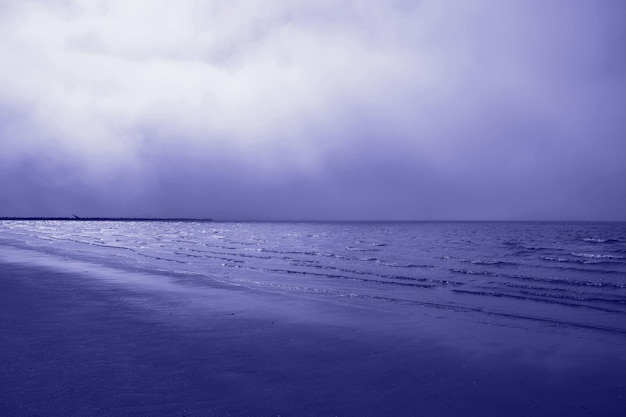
left=1, top=0, right=625, bottom=220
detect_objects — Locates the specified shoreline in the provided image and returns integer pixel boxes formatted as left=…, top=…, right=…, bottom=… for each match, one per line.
left=1, top=256, right=625, bottom=416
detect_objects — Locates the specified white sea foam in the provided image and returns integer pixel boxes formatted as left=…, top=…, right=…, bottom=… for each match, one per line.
left=571, top=253, right=624, bottom=260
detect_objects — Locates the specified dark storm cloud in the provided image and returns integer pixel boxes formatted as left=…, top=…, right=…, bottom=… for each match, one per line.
left=0, top=0, right=625, bottom=220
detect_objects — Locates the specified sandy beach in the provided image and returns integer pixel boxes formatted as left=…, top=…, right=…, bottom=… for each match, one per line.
left=1, top=257, right=625, bottom=416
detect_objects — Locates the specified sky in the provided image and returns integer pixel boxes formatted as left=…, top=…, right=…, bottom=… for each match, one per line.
left=1, top=0, right=625, bottom=221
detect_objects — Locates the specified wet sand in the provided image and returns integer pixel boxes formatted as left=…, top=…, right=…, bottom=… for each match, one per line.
left=1, top=259, right=625, bottom=416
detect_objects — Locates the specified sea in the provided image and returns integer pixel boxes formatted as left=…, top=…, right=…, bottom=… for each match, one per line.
left=1, top=220, right=625, bottom=339
left=2, top=220, right=626, bottom=415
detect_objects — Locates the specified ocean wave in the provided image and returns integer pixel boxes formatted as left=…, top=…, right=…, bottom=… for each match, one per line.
left=450, top=268, right=626, bottom=289
left=475, top=283, right=626, bottom=307
left=571, top=252, right=624, bottom=260
left=540, top=256, right=570, bottom=263
left=259, top=248, right=355, bottom=261
left=540, top=255, right=624, bottom=266
left=583, top=238, right=621, bottom=244
left=346, top=246, right=380, bottom=252
left=450, top=289, right=626, bottom=314
left=362, top=293, right=626, bottom=336
left=376, top=260, right=434, bottom=269
left=225, top=264, right=437, bottom=289
left=465, top=259, right=518, bottom=266
left=450, top=268, right=498, bottom=277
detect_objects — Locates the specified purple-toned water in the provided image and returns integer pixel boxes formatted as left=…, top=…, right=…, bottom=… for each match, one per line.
left=1, top=221, right=625, bottom=337
left=1, top=220, right=626, bottom=416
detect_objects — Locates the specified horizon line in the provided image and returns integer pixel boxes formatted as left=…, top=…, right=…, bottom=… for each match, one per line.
left=1, top=217, right=624, bottom=223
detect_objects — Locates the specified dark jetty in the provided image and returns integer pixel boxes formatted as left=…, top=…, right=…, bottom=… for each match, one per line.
left=0, top=217, right=213, bottom=222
